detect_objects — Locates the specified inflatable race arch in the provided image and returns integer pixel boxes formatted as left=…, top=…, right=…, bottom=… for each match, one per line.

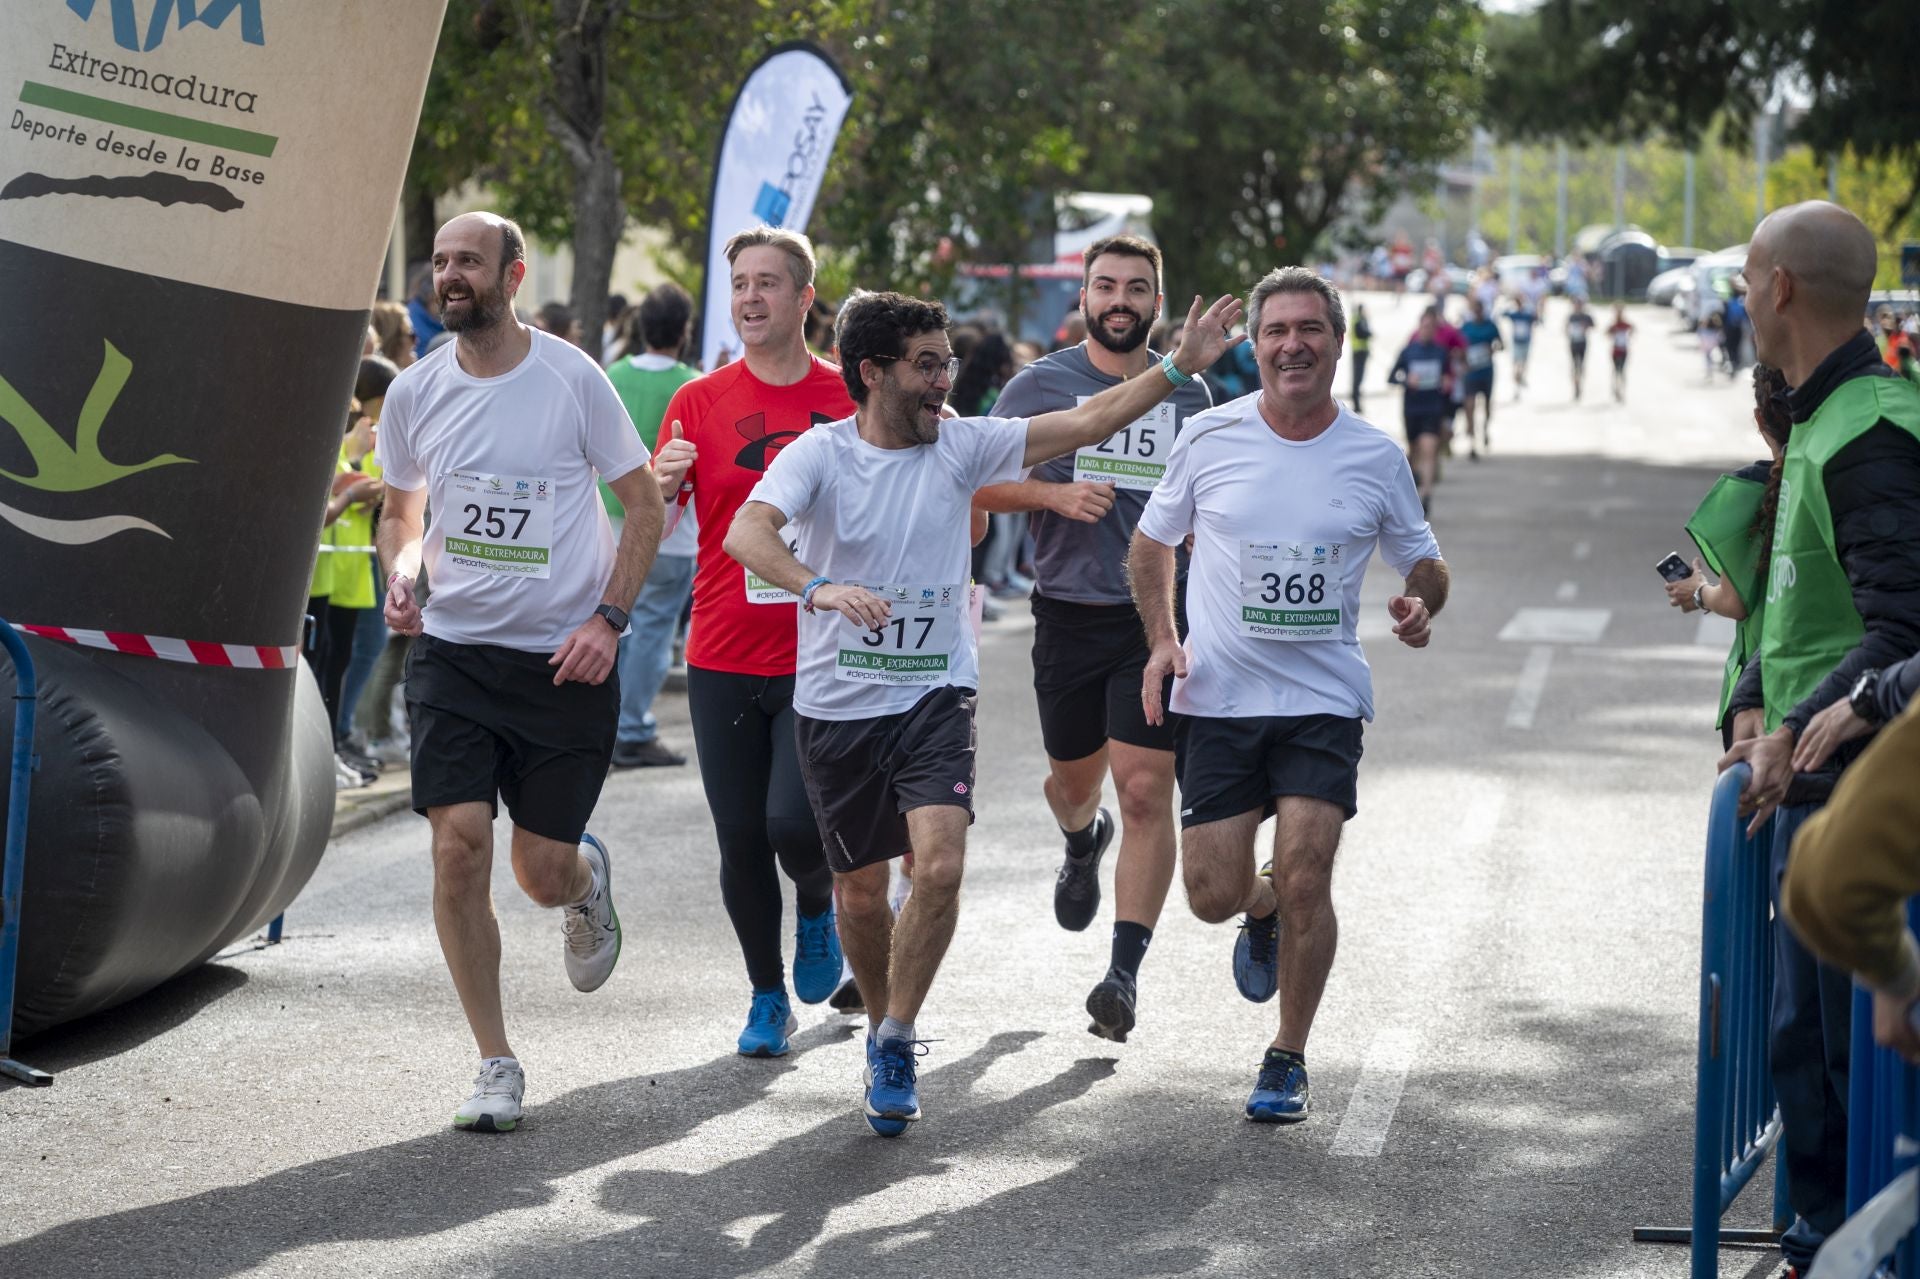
left=0, top=2, right=448, bottom=1039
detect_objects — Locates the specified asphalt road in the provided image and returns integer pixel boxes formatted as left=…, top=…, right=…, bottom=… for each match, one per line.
left=0, top=292, right=1793, bottom=1278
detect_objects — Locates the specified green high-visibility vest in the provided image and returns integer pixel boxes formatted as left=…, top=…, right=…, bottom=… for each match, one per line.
left=1760, top=376, right=1920, bottom=732
left=1684, top=473, right=1765, bottom=725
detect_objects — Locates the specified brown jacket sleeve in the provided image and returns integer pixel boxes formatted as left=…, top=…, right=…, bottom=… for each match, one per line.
left=1782, top=704, right=1920, bottom=995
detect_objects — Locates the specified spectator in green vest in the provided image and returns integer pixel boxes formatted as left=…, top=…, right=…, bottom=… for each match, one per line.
left=1719, top=200, right=1920, bottom=1277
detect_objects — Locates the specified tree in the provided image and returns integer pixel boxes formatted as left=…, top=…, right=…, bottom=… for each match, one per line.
left=408, top=1, right=861, bottom=356
left=1483, top=0, right=1920, bottom=230
left=1087, top=0, right=1484, bottom=299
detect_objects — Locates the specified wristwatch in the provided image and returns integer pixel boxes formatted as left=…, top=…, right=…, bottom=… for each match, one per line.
left=593, top=603, right=629, bottom=633
left=1691, top=583, right=1706, bottom=612
left=1850, top=668, right=1885, bottom=724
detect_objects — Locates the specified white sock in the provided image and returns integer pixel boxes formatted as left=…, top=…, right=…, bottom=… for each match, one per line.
left=481, top=1055, right=518, bottom=1070
left=877, top=1016, right=915, bottom=1045
left=568, top=857, right=601, bottom=909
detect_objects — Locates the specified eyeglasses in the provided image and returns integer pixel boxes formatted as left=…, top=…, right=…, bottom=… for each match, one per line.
left=871, top=353, right=960, bottom=384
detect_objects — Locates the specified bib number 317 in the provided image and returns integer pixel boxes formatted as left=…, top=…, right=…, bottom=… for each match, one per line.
left=835, top=584, right=963, bottom=684
left=1240, top=541, right=1343, bottom=640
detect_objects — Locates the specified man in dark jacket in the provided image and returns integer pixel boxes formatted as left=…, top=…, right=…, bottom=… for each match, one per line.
left=1721, top=200, right=1920, bottom=1276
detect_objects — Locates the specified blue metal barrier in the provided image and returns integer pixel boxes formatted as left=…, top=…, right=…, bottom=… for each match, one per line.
left=1634, top=762, right=1789, bottom=1272
left=0, top=621, right=52, bottom=1086
left=1814, top=902, right=1920, bottom=1277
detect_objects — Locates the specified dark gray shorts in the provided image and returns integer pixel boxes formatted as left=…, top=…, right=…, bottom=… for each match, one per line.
left=795, top=685, right=977, bottom=873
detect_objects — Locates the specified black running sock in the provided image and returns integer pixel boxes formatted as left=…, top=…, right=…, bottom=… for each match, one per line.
left=1063, top=812, right=1104, bottom=859
left=1110, top=921, right=1152, bottom=978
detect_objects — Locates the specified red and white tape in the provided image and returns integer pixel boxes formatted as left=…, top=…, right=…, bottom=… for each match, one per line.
left=11, top=624, right=299, bottom=670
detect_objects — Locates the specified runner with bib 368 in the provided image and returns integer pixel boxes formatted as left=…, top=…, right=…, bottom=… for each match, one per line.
left=1130, top=267, right=1450, bottom=1124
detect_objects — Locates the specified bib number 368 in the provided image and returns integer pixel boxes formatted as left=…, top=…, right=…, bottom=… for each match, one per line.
left=1240, top=541, right=1343, bottom=640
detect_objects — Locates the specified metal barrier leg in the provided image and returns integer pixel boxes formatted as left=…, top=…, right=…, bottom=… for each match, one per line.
left=0, top=623, right=51, bottom=1087
left=266, top=913, right=284, bottom=945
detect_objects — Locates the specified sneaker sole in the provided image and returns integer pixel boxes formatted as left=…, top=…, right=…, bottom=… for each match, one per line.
left=569, top=835, right=621, bottom=993
left=1085, top=984, right=1135, bottom=1043
left=865, top=1112, right=911, bottom=1137
left=1245, top=1105, right=1309, bottom=1124
left=454, top=1113, right=519, bottom=1133
left=828, top=977, right=864, bottom=1014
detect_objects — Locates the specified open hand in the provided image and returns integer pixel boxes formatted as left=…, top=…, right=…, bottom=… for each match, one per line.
left=1718, top=727, right=1794, bottom=837
left=1792, top=695, right=1875, bottom=773
left=814, top=583, right=891, bottom=631
left=1168, top=294, right=1247, bottom=377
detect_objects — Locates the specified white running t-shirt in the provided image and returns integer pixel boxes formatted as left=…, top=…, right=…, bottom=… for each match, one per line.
left=1135, top=400, right=1440, bottom=721
left=747, top=414, right=1030, bottom=721
left=379, top=330, right=653, bottom=652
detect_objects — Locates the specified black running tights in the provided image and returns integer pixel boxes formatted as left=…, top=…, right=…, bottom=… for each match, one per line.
left=686, top=666, right=835, bottom=991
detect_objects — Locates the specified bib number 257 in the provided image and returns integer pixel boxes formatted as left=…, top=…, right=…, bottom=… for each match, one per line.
left=461, top=504, right=532, bottom=541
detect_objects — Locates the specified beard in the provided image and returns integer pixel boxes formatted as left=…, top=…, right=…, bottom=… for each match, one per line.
left=1087, top=303, right=1157, bottom=354
left=881, top=379, right=943, bottom=446
left=439, top=273, right=509, bottom=334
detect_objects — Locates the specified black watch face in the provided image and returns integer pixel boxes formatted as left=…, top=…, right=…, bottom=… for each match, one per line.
left=601, top=606, right=626, bottom=629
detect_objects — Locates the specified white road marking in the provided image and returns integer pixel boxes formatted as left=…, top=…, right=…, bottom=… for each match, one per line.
left=1498, top=607, right=1612, bottom=644
left=1505, top=646, right=1554, bottom=729
left=1331, top=1028, right=1421, bottom=1157
left=1555, top=580, right=1579, bottom=602
left=1572, top=539, right=1592, bottom=561
left=1695, top=613, right=1737, bottom=648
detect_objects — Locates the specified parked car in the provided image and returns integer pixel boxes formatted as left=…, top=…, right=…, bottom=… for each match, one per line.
left=1647, top=266, right=1692, bottom=307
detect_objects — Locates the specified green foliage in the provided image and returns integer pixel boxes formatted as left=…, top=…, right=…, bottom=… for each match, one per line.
left=1483, top=0, right=1920, bottom=230
left=409, top=0, right=1483, bottom=309
left=1089, top=0, right=1482, bottom=298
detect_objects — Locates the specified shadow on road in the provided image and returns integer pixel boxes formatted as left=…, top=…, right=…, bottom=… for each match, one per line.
left=5, top=962, right=249, bottom=1080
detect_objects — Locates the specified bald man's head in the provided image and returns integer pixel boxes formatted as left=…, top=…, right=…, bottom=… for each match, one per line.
left=1751, top=201, right=1877, bottom=319
left=432, top=211, right=527, bottom=336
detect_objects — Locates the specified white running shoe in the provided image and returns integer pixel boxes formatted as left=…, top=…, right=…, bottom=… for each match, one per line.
left=454, top=1058, right=524, bottom=1132
left=333, top=757, right=365, bottom=791
left=563, top=834, right=621, bottom=992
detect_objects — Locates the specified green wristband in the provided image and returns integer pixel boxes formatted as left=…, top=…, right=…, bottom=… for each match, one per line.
left=1160, top=353, right=1194, bottom=388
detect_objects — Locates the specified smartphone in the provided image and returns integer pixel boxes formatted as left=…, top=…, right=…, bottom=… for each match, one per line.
left=1656, top=552, right=1691, bottom=583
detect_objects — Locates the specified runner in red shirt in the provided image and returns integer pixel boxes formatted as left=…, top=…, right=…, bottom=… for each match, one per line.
left=653, top=227, right=859, bottom=1056
left=1607, top=305, right=1634, bottom=402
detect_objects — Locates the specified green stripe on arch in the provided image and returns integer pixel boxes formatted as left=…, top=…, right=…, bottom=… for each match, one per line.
left=19, top=81, right=277, bottom=157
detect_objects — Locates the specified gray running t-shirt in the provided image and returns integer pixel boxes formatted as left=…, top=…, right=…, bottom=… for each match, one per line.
left=992, top=344, right=1214, bottom=605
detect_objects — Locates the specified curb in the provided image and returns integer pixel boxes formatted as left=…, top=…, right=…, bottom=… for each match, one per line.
left=329, top=791, right=413, bottom=840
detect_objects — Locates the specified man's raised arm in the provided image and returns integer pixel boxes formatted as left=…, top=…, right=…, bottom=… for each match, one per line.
left=1022, top=294, right=1243, bottom=468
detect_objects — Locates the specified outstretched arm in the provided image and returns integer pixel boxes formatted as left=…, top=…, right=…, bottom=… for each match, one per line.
left=1021, top=294, right=1244, bottom=468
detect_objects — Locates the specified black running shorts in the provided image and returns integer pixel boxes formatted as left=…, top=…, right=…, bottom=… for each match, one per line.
left=1175, top=712, right=1364, bottom=828
left=405, top=633, right=618, bottom=843
left=1031, top=596, right=1175, bottom=761
left=1405, top=413, right=1447, bottom=440
left=795, top=685, right=977, bottom=873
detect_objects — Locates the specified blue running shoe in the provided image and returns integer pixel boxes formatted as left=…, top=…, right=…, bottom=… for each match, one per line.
left=1233, top=861, right=1280, bottom=1003
left=736, top=987, right=797, bottom=1058
left=1246, top=1048, right=1310, bottom=1122
left=864, top=1035, right=923, bottom=1135
left=793, top=907, right=844, bottom=1005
